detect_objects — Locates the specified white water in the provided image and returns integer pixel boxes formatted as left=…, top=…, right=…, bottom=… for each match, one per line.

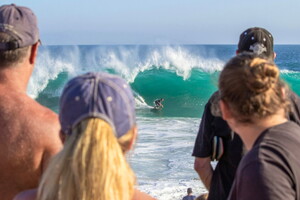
left=27, top=45, right=300, bottom=100
left=27, top=45, right=225, bottom=98
left=129, top=117, right=208, bottom=199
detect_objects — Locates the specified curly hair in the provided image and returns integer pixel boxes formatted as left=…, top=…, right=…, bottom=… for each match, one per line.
left=219, top=53, right=289, bottom=123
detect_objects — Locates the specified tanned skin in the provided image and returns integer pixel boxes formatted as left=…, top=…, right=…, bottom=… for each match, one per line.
left=0, top=43, right=62, bottom=200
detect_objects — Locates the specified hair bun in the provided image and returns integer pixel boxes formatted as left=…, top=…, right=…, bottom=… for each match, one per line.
left=246, top=58, right=279, bottom=94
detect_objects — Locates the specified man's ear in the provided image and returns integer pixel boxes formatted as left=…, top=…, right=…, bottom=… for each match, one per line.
left=219, top=100, right=233, bottom=121
left=59, top=130, right=66, bottom=144
left=29, top=42, right=39, bottom=65
left=236, top=50, right=239, bottom=55
left=273, top=52, right=277, bottom=59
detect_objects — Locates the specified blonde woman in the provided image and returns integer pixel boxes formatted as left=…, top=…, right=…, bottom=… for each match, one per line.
left=14, top=72, right=155, bottom=200
left=218, top=53, right=300, bottom=200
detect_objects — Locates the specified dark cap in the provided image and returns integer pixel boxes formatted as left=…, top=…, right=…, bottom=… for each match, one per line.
left=0, top=4, right=39, bottom=50
left=238, top=27, right=274, bottom=58
left=59, top=72, right=136, bottom=138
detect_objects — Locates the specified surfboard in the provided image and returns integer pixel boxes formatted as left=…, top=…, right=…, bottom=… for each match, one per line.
left=151, top=106, right=162, bottom=112
left=154, top=105, right=163, bottom=110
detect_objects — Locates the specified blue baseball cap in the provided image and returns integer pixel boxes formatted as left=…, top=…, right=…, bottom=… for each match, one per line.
left=59, top=72, right=136, bottom=138
left=0, top=4, right=39, bottom=50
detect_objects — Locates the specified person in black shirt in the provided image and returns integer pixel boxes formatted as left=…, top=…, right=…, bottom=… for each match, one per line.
left=192, top=27, right=300, bottom=200
left=219, top=53, right=300, bottom=200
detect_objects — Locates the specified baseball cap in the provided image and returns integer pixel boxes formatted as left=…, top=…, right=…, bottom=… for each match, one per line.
left=0, top=4, right=39, bottom=50
left=238, top=27, right=274, bottom=57
left=59, top=72, right=136, bottom=138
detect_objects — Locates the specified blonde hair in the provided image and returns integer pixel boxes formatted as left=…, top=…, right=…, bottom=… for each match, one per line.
left=37, top=118, right=136, bottom=200
left=219, top=53, right=289, bottom=123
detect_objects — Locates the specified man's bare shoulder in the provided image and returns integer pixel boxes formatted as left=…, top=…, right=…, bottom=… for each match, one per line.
left=0, top=89, right=62, bottom=154
left=0, top=88, right=62, bottom=149
left=0, top=90, right=59, bottom=131
left=0, top=89, right=62, bottom=199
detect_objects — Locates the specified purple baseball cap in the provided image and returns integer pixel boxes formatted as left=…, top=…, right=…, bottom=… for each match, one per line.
left=0, top=4, right=39, bottom=50
left=59, top=72, right=136, bottom=138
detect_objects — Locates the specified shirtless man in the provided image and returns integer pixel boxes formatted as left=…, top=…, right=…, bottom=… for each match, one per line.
left=0, top=4, right=62, bottom=200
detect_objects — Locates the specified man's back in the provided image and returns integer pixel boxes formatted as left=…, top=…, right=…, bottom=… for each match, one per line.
left=0, top=88, right=62, bottom=200
left=0, top=4, right=62, bottom=200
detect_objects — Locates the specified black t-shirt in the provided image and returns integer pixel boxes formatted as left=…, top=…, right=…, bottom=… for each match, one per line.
left=192, top=90, right=300, bottom=200
left=288, top=90, right=300, bottom=125
left=228, top=121, right=300, bottom=200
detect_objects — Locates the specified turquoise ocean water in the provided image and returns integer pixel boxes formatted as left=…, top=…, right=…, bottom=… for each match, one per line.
left=31, top=45, right=300, bottom=199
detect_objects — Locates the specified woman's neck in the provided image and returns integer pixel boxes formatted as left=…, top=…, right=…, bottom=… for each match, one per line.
left=233, top=110, right=288, bottom=150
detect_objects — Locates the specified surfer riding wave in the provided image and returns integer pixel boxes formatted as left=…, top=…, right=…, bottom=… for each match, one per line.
left=154, top=98, right=164, bottom=109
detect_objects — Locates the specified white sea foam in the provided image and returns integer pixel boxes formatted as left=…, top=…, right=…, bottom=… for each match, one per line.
left=28, top=45, right=225, bottom=98
left=28, top=45, right=300, bottom=99
left=133, top=91, right=152, bottom=108
left=130, top=117, right=208, bottom=199
left=27, top=46, right=79, bottom=98
left=280, top=69, right=300, bottom=74
left=81, top=45, right=225, bottom=82
left=138, top=179, right=207, bottom=200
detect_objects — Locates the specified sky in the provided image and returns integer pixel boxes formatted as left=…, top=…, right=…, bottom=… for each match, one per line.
left=2, top=0, right=300, bottom=45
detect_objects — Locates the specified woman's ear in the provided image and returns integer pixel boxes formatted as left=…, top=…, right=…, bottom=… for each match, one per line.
left=59, top=130, right=66, bottom=144
left=219, top=100, right=233, bottom=121
left=281, top=86, right=286, bottom=99
left=128, top=126, right=137, bottom=150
